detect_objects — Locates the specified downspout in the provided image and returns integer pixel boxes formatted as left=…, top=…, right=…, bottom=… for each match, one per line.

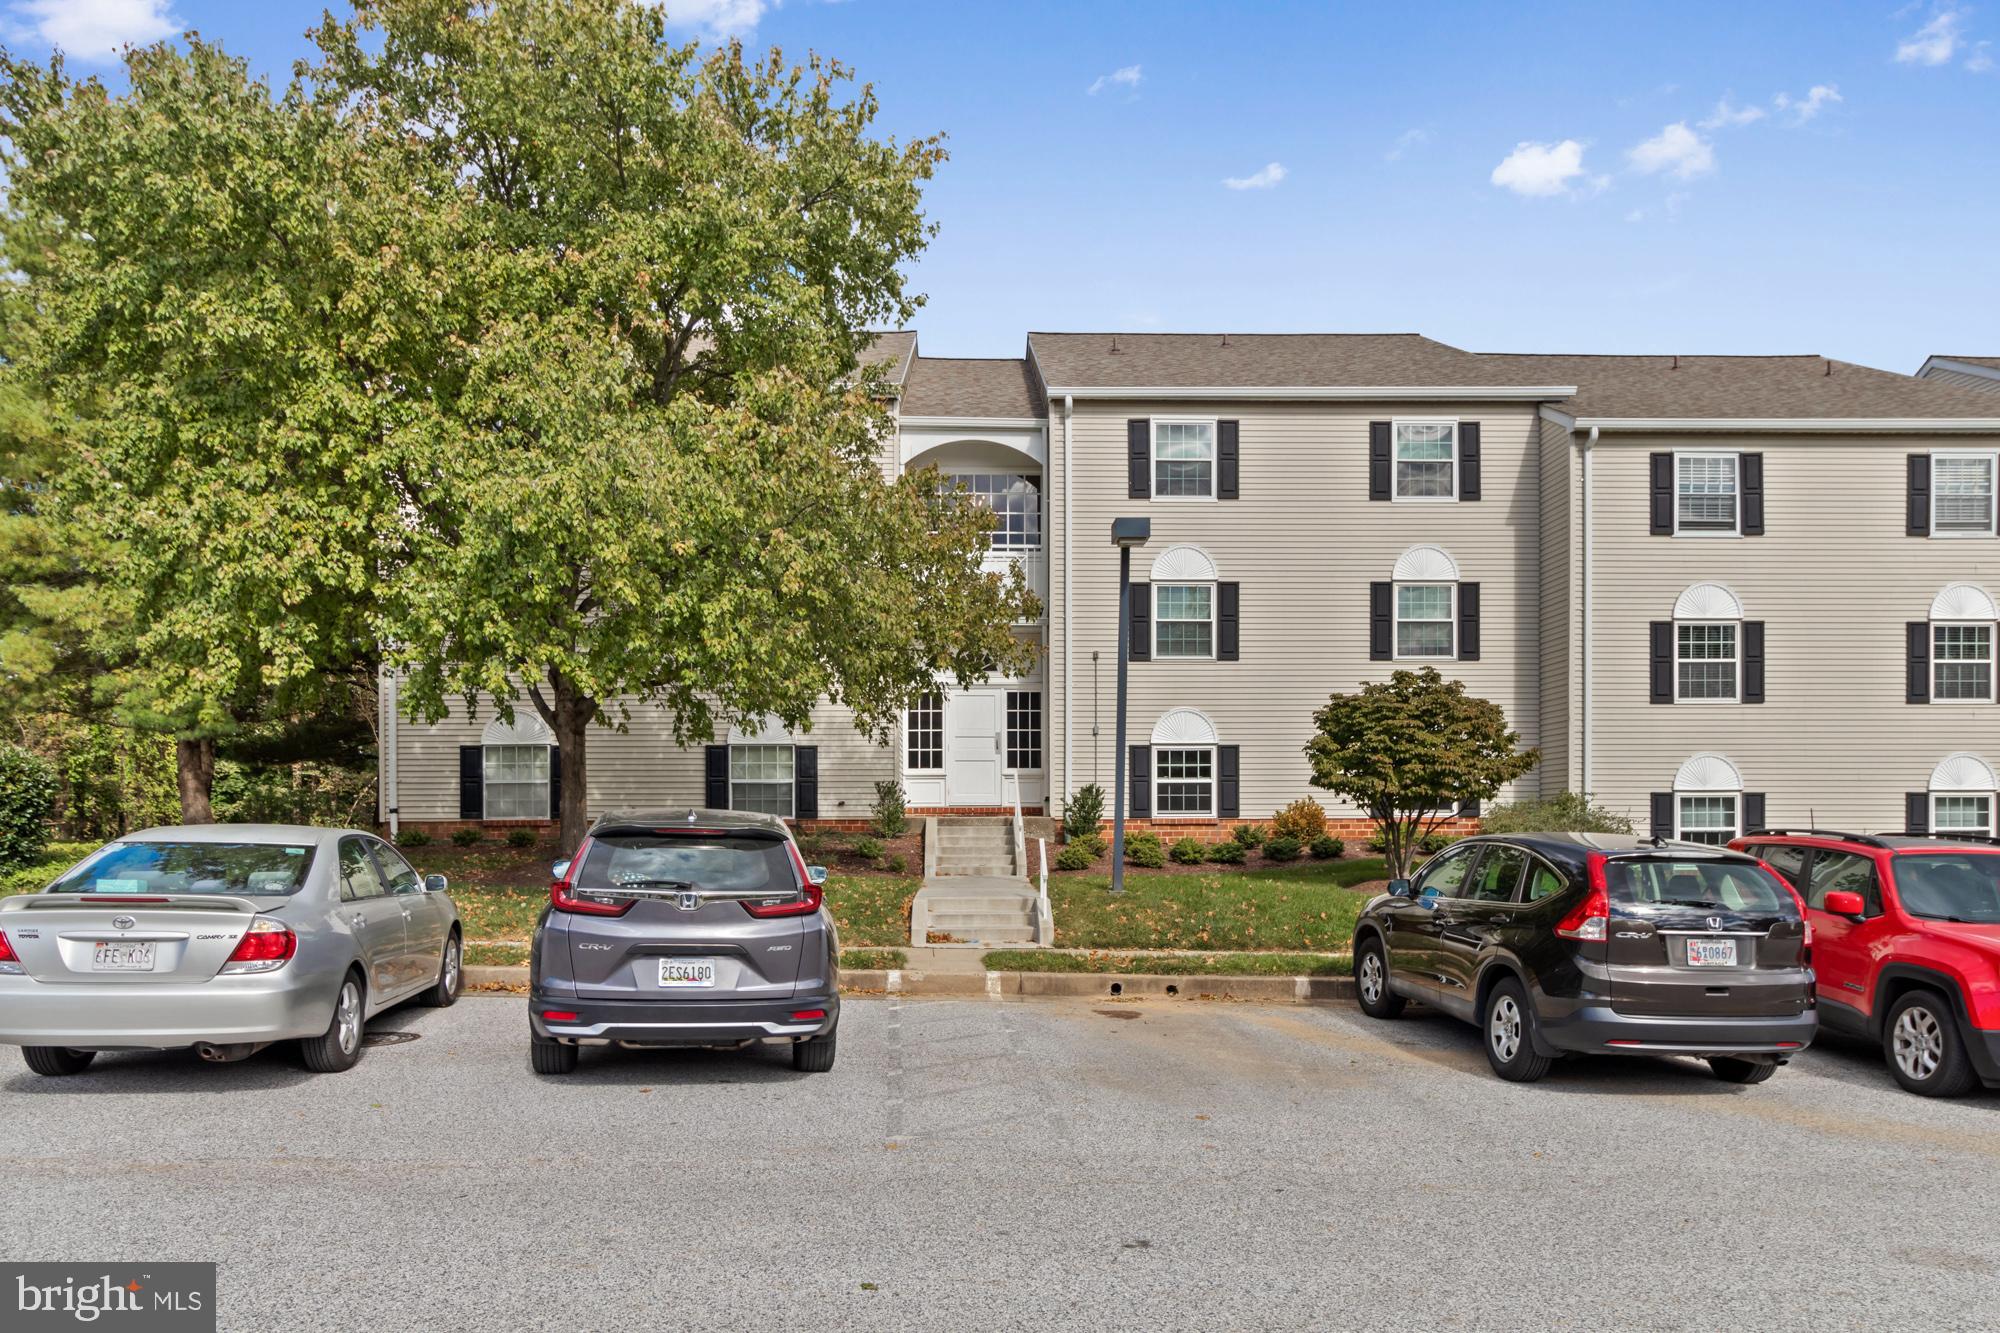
left=1061, top=393, right=1074, bottom=815
left=382, top=669, right=399, bottom=839
left=1580, top=425, right=1598, bottom=795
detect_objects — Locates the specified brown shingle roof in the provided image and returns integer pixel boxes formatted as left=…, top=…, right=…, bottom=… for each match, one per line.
left=1027, top=332, right=1563, bottom=390
left=858, top=330, right=918, bottom=387
left=1482, top=353, right=2000, bottom=420
left=899, top=357, right=1043, bottom=419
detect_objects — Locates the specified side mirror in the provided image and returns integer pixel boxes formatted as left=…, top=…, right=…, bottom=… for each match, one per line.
left=1387, top=879, right=1413, bottom=898
left=424, top=873, right=449, bottom=894
left=806, top=865, right=829, bottom=886
left=1822, top=889, right=1866, bottom=920
left=551, top=860, right=572, bottom=883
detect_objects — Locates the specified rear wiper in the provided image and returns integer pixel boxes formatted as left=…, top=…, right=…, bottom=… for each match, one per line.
left=608, top=878, right=692, bottom=892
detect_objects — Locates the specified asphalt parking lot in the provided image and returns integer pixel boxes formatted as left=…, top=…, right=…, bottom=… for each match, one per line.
left=3, top=994, right=1996, bottom=1332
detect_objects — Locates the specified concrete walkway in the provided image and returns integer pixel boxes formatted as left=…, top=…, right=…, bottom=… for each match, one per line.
left=907, top=875, right=1047, bottom=948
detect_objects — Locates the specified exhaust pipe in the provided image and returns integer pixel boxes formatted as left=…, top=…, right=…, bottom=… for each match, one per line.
left=194, top=1042, right=261, bottom=1063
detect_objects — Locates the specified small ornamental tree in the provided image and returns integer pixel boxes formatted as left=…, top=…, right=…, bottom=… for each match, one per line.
left=1304, top=668, right=1538, bottom=881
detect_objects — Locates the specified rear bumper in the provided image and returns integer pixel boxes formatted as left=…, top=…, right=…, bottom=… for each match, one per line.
left=0, top=972, right=333, bottom=1050
left=530, top=989, right=839, bottom=1046
left=1536, top=1004, right=1819, bottom=1059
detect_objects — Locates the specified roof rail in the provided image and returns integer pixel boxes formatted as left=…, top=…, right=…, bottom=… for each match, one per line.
left=1743, top=828, right=1894, bottom=850
left=1903, top=830, right=2000, bottom=846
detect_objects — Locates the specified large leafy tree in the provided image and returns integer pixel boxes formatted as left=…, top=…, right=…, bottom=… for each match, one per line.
left=1305, top=668, right=1539, bottom=880
left=313, top=0, right=1036, bottom=849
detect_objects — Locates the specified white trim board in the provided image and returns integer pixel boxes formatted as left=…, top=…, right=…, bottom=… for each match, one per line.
left=1044, top=384, right=1575, bottom=401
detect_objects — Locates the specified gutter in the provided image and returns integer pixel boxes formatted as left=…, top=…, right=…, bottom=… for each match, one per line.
left=1061, top=393, right=1073, bottom=816
left=382, top=669, right=399, bottom=839
left=1580, top=426, right=1597, bottom=796
left=1570, top=416, right=2000, bottom=433
left=1041, top=384, right=1576, bottom=402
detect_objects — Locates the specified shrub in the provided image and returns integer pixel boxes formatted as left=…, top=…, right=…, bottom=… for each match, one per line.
left=1263, top=835, right=1303, bottom=862
left=1480, top=791, right=1634, bottom=836
left=1063, top=783, right=1106, bottom=842
left=1123, top=832, right=1166, bottom=868
left=1206, top=839, right=1248, bottom=864
left=884, top=853, right=908, bottom=874
left=394, top=827, right=431, bottom=849
left=1271, top=797, right=1328, bottom=845
left=1066, top=831, right=1106, bottom=859
left=853, top=836, right=884, bottom=863
left=871, top=779, right=908, bottom=838
left=450, top=826, right=482, bottom=847
left=1418, top=832, right=1459, bottom=856
left=1230, top=822, right=1267, bottom=848
left=1170, top=836, right=1206, bottom=865
left=0, top=744, right=57, bottom=871
left=1054, top=842, right=1096, bottom=872
left=1310, top=835, right=1344, bottom=860
left=503, top=828, right=536, bottom=849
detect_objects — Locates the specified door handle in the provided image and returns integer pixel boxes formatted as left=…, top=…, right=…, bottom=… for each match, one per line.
left=349, top=913, right=367, bottom=929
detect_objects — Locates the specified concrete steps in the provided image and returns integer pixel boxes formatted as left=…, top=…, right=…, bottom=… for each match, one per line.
left=927, top=816, right=1018, bottom=880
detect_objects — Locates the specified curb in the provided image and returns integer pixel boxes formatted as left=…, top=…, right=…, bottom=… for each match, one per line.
left=466, top=964, right=1353, bottom=1005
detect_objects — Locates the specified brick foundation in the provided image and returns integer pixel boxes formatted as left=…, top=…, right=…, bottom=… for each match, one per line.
left=1087, top=816, right=1484, bottom=846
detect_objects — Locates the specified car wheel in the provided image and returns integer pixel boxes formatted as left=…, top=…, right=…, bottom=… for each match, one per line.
left=792, top=1028, right=837, bottom=1073
left=530, top=1022, right=579, bottom=1076
left=1708, top=1057, right=1777, bottom=1085
left=1885, top=990, right=1980, bottom=1097
left=1482, top=978, right=1553, bottom=1083
left=420, top=932, right=463, bottom=1008
left=22, top=1046, right=96, bottom=1077
left=1354, top=936, right=1405, bottom=1020
left=300, top=974, right=366, bottom=1074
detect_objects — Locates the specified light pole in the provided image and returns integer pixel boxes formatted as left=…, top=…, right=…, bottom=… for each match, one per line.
left=1109, top=516, right=1151, bottom=894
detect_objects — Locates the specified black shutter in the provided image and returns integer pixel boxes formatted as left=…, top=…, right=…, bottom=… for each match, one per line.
left=1908, top=454, right=1931, bottom=536
left=1459, top=422, right=1481, bottom=501
left=1218, top=581, right=1240, bottom=661
left=1906, top=792, right=1929, bottom=836
left=1128, top=580, right=1150, bottom=662
left=1650, top=452, right=1675, bottom=535
left=1742, top=621, right=1765, bottom=703
left=1218, top=745, right=1240, bottom=819
left=1743, top=792, right=1766, bottom=835
left=1457, top=582, right=1481, bottom=661
left=458, top=746, right=483, bottom=821
left=1128, top=745, right=1151, bottom=818
left=1740, top=453, right=1764, bottom=536
left=1217, top=420, right=1239, bottom=500
left=1907, top=622, right=1931, bottom=704
left=704, top=745, right=730, bottom=809
left=1369, top=421, right=1391, bottom=501
left=1128, top=419, right=1150, bottom=499
left=1651, top=792, right=1675, bottom=840
left=1650, top=621, right=1675, bottom=703
left=1369, top=582, right=1393, bottom=661
left=547, top=745, right=562, bottom=821
left=793, top=745, right=818, bottom=820
left=1457, top=797, right=1481, bottom=819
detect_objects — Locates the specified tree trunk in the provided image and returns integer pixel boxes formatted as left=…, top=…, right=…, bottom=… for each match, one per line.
left=176, top=737, right=216, bottom=824
left=551, top=672, right=594, bottom=856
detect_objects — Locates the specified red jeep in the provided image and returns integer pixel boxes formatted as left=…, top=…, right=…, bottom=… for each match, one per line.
left=1731, top=829, right=2000, bottom=1096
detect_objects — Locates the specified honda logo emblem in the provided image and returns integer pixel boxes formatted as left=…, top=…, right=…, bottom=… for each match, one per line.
left=677, top=892, right=700, bottom=912
left=1706, top=915, right=1725, bottom=931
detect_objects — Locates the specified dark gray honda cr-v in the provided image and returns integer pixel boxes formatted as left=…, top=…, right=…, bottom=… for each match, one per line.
left=529, top=810, right=839, bottom=1075
left=1351, top=833, right=1816, bottom=1083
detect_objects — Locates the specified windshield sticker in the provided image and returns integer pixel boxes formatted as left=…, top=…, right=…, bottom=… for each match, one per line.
left=91, top=877, right=145, bottom=893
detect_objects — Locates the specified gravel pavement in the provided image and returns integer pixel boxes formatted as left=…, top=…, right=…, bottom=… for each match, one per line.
left=3, top=994, right=1997, bottom=1331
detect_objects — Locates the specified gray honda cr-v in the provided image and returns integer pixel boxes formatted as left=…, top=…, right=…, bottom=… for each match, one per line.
left=528, top=810, right=840, bottom=1075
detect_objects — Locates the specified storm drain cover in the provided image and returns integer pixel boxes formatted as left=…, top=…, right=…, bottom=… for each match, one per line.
left=362, top=1031, right=422, bottom=1047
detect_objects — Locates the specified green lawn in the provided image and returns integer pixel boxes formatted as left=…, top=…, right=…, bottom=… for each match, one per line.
left=1045, top=858, right=1384, bottom=951
left=982, top=949, right=1350, bottom=977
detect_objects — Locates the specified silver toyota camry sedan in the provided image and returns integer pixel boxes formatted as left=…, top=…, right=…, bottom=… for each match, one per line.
left=0, top=824, right=462, bottom=1076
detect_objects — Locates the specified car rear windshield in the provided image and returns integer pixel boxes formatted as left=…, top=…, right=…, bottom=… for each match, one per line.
left=1606, top=858, right=1797, bottom=916
left=44, top=842, right=318, bottom=897
left=577, top=833, right=796, bottom=893
left=1893, top=854, right=2000, bottom=923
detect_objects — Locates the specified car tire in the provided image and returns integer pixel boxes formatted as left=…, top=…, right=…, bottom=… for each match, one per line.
left=530, top=1025, right=579, bottom=1076
left=420, top=931, right=463, bottom=1008
left=1708, top=1057, right=1777, bottom=1085
left=300, top=973, right=366, bottom=1074
left=1884, top=990, right=1980, bottom=1098
left=1482, top=978, right=1553, bottom=1083
left=792, top=1028, right=837, bottom=1073
left=1354, top=936, right=1405, bottom=1020
left=22, top=1046, right=95, bottom=1077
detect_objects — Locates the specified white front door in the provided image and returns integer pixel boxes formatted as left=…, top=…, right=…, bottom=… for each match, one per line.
left=946, top=692, right=1004, bottom=808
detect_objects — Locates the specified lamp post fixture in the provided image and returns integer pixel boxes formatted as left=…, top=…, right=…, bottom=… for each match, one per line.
left=1109, top=516, right=1151, bottom=895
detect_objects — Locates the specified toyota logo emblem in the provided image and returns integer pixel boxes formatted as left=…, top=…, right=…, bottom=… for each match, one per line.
left=111, top=915, right=136, bottom=931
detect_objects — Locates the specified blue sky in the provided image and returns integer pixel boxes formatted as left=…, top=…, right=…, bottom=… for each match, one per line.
left=10, top=0, right=1998, bottom=371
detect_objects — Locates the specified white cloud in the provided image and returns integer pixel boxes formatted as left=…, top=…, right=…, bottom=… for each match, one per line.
left=1222, top=161, right=1287, bottom=190
left=1627, top=121, right=1715, bottom=180
left=657, top=0, right=768, bottom=37
left=1489, top=139, right=1590, bottom=197
left=11, top=0, right=176, bottom=61
left=1968, top=39, right=1995, bottom=71
left=1385, top=128, right=1430, bottom=161
left=1087, top=64, right=1142, bottom=96
left=1774, top=83, right=1842, bottom=123
left=1896, top=7, right=1966, bottom=64
left=1697, top=96, right=1766, bottom=130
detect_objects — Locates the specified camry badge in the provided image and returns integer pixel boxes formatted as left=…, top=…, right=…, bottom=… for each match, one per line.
left=677, top=892, right=700, bottom=912
left=112, top=915, right=136, bottom=931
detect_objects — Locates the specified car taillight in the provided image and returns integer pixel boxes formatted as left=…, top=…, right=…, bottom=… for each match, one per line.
left=742, top=843, right=824, bottom=919
left=790, top=1009, right=827, bottom=1022
left=1556, top=854, right=1611, bottom=942
left=0, top=930, right=18, bottom=972
left=220, top=919, right=297, bottom=974
left=541, top=1010, right=579, bottom=1023
left=549, top=837, right=635, bottom=917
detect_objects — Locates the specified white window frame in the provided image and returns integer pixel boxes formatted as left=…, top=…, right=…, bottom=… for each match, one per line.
left=1153, top=582, right=1216, bottom=660
left=1672, top=450, right=1741, bottom=538
left=944, top=472, right=1043, bottom=550
left=904, top=694, right=944, bottom=774
left=1004, top=690, right=1043, bottom=773
left=1153, top=746, right=1216, bottom=820
left=1931, top=792, right=1997, bottom=836
left=1149, top=417, right=1217, bottom=502
left=1932, top=621, right=1996, bottom=703
left=482, top=744, right=551, bottom=821
left=729, top=743, right=796, bottom=819
left=1393, top=582, right=1457, bottom=662
left=1673, top=620, right=1741, bottom=704
left=1930, top=450, right=1999, bottom=539
left=1390, top=418, right=1459, bottom=504
left=1674, top=792, right=1740, bottom=846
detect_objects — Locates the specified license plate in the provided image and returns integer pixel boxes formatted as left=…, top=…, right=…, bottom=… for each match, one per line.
left=92, top=941, right=157, bottom=972
left=1685, top=938, right=1738, bottom=967
left=657, top=959, right=717, bottom=988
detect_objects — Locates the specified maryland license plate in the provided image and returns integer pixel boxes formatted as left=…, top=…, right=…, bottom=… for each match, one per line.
left=657, top=959, right=717, bottom=988
left=1685, top=938, right=1738, bottom=967
left=92, top=941, right=157, bottom=972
